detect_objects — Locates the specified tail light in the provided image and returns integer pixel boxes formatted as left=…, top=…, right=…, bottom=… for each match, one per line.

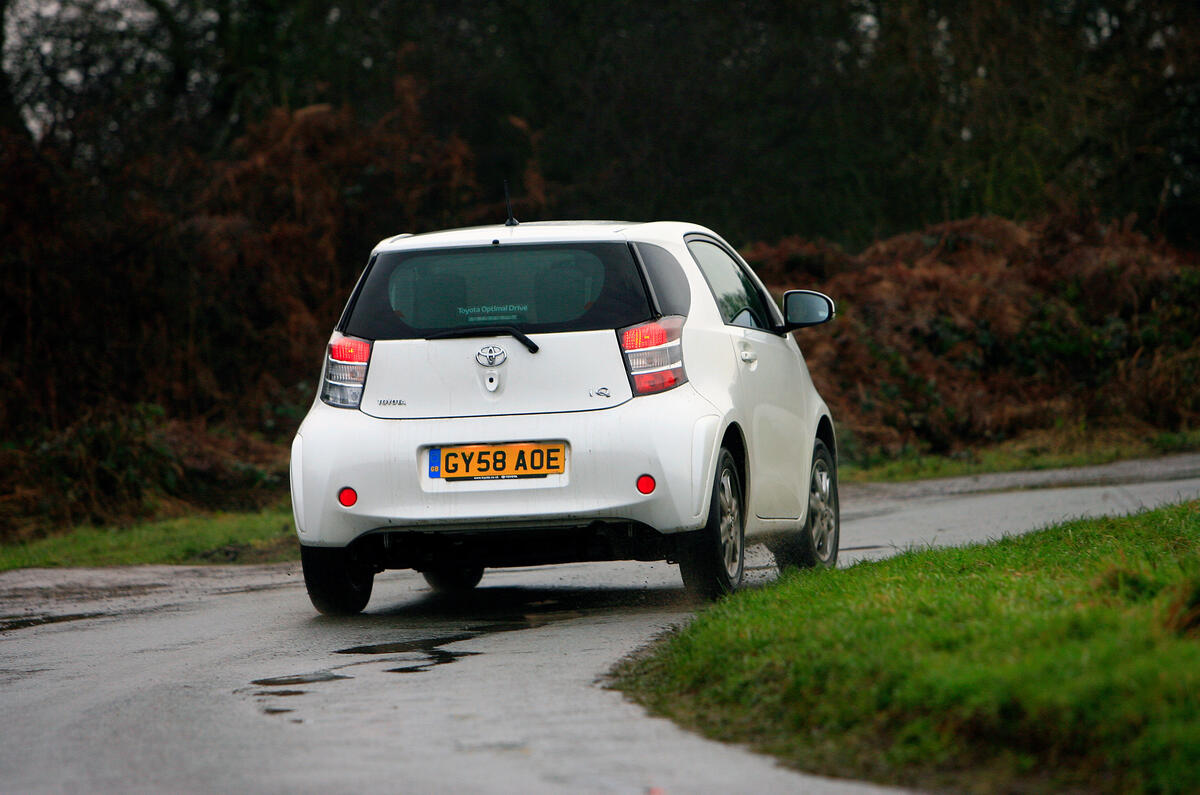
left=320, top=333, right=372, bottom=408
left=619, top=316, right=687, bottom=395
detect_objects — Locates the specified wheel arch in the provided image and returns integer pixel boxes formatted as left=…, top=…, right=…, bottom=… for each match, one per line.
left=718, top=421, right=749, bottom=507
left=815, top=414, right=837, bottom=466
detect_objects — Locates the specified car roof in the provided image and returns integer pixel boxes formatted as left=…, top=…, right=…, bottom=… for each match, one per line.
left=371, top=220, right=721, bottom=255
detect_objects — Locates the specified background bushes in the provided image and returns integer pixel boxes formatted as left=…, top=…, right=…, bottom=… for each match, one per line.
left=1, top=1, right=1197, bottom=537
left=746, top=211, right=1200, bottom=459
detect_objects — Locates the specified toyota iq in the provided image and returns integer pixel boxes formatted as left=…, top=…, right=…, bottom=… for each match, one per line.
left=290, top=221, right=839, bottom=614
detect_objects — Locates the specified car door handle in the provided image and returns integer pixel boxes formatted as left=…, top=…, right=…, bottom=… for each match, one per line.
left=739, top=349, right=758, bottom=363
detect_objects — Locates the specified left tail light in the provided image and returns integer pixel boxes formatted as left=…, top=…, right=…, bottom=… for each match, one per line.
left=619, top=316, right=687, bottom=395
left=320, top=333, right=372, bottom=408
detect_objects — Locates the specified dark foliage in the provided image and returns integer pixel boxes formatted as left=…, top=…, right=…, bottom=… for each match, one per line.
left=0, top=403, right=286, bottom=541
left=1, top=1, right=1198, bottom=536
left=0, top=83, right=514, bottom=435
left=748, top=211, right=1200, bottom=459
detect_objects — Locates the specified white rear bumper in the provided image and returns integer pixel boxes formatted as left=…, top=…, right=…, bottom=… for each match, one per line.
left=290, top=386, right=722, bottom=547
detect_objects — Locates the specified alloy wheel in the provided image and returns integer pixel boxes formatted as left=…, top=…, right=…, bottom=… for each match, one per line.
left=808, top=458, right=836, bottom=563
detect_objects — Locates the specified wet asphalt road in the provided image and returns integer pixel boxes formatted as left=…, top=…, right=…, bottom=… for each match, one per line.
left=2, top=454, right=1199, bottom=794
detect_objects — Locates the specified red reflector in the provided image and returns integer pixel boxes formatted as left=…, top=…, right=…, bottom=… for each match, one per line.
left=622, top=322, right=668, bottom=350
left=633, top=370, right=679, bottom=394
left=330, top=338, right=371, bottom=363
left=337, top=487, right=357, bottom=507
left=636, top=475, right=656, bottom=494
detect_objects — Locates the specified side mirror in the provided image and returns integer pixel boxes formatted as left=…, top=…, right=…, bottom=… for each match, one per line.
left=782, top=290, right=836, bottom=330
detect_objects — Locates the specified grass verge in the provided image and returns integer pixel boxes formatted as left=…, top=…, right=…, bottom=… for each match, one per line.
left=0, top=504, right=298, bottom=571
left=841, top=425, right=1200, bottom=483
left=612, top=500, right=1200, bottom=794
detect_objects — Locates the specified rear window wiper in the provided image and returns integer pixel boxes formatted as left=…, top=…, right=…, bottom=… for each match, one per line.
left=425, top=325, right=540, bottom=353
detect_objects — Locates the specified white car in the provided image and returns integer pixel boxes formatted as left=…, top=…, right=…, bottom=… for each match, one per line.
left=290, top=220, right=839, bottom=614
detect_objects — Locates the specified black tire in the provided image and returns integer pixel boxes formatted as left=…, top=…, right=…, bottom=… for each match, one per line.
left=422, top=565, right=485, bottom=593
left=300, top=545, right=375, bottom=615
left=679, top=447, right=745, bottom=598
left=771, top=439, right=839, bottom=570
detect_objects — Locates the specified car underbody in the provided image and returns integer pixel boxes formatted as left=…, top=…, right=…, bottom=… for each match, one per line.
left=344, top=520, right=682, bottom=573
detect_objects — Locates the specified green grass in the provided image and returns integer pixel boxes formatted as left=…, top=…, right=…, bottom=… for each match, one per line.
left=613, top=501, right=1200, bottom=794
left=842, top=426, right=1200, bottom=483
left=0, top=505, right=298, bottom=571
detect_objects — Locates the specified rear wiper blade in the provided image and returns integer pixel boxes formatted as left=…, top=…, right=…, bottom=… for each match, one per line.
left=425, top=325, right=540, bottom=353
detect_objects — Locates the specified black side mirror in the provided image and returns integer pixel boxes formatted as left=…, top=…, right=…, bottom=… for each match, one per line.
left=782, top=290, right=836, bottom=330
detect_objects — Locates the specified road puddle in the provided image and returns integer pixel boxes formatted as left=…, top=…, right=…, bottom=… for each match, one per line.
left=335, top=633, right=476, bottom=655
left=385, top=648, right=479, bottom=674
left=252, top=671, right=351, bottom=686
left=247, top=672, right=348, bottom=717
left=335, top=632, right=485, bottom=674
left=0, top=612, right=106, bottom=633
left=246, top=594, right=630, bottom=719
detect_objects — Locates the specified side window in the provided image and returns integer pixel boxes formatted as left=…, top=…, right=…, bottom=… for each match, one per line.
left=687, top=239, right=772, bottom=330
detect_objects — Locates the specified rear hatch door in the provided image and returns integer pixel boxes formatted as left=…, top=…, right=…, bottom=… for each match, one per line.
left=360, top=331, right=632, bottom=418
left=343, top=240, right=654, bottom=419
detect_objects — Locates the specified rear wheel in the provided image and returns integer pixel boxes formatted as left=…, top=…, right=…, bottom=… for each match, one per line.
left=300, top=545, right=375, bottom=615
left=679, top=447, right=745, bottom=598
left=771, top=439, right=839, bottom=570
left=422, top=565, right=484, bottom=593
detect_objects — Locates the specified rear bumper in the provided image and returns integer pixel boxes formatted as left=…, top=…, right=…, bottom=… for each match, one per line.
left=290, top=385, right=722, bottom=548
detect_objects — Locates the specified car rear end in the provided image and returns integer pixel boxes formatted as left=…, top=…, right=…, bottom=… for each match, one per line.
left=290, top=224, right=719, bottom=569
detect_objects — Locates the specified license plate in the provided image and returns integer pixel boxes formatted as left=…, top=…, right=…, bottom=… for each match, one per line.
left=428, top=442, right=567, bottom=481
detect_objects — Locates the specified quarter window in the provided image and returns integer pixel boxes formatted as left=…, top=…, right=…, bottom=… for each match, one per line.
left=634, top=243, right=692, bottom=316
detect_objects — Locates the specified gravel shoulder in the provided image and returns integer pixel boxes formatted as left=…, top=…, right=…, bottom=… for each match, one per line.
left=842, top=452, right=1200, bottom=502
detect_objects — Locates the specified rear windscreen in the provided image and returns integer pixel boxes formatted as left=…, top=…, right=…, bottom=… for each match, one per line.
left=343, top=243, right=653, bottom=340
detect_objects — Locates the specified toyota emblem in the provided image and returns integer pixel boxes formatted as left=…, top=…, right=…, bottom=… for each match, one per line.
left=476, top=345, right=507, bottom=367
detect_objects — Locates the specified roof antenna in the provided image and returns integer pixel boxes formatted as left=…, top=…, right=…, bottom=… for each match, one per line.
left=504, top=180, right=519, bottom=227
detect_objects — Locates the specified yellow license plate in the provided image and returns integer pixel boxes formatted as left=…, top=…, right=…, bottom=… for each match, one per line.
left=429, top=442, right=567, bottom=480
